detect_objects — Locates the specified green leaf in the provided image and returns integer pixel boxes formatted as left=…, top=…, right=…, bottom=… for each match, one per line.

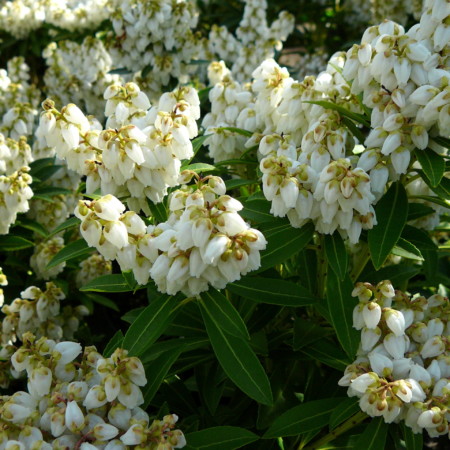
left=293, top=318, right=332, bottom=350
left=47, top=239, right=92, bottom=269
left=216, top=126, right=253, bottom=137
left=420, top=173, right=450, bottom=200
left=342, top=116, right=365, bottom=143
left=192, top=134, right=211, bottom=157
left=47, top=216, right=80, bottom=238
left=33, top=186, right=72, bottom=197
left=364, top=264, right=420, bottom=285
left=415, top=148, right=445, bottom=187
left=301, top=340, right=350, bottom=371
left=199, top=290, right=249, bottom=340
left=401, top=423, right=423, bottom=450
left=240, top=198, right=273, bottom=223
left=122, top=295, right=178, bottom=357
left=141, top=346, right=184, bottom=408
left=183, top=163, right=216, bottom=173
left=201, top=305, right=273, bottom=405
left=303, top=100, right=371, bottom=127
left=329, top=398, right=360, bottom=430
left=402, top=225, right=437, bottom=252
left=354, top=418, right=388, bottom=450
left=147, top=200, right=167, bottom=223
left=108, top=67, right=132, bottom=75
left=432, top=136, right=450, bottom=149
left=263, top=398, right=342, bottom=438
left=409, top=195, right=450, bottom=209
left=185, top=427, right=259, bottom=450
left=103, top=330, right=124, bottom=357
left=258, top=221, right=314, bottom=272
left=0, top=235, right=34, bottom=251
left=228, top=278, right=315, bottom=307
left=326, top=271, right=359, bottom=359
left=14, top=218, right=48, bottom=237
left=324, top=232, right=348, bottom=280
left=82, top=293, right=119, bottom=311
left=407, top=203, right=435, bottom=221
left=80, top=274, right=145, bottom=292
left=368, top=182, right=408, bottom=269
left=141, top=63, right=152, bottom=78
left=392, top=238, right=423, bottom=261
left=225, top=178, right=258, bottom=191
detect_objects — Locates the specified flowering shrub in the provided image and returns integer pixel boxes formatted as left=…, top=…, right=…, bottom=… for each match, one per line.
left=0, top=0, right=448, bottom=448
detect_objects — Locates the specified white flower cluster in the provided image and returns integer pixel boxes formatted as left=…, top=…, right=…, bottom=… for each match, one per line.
left=75, top=173, right=267, bottom=296
left=0, top=134, right=33, bottom=175
left=108, top=0, right=204, bottom=100
left=260, top=136, right=377, bottom=243
left=0, top=0, right=109, bottom=38
left=76, top=253, right=113, bottom=288
left=202, top=61, right=257, bottom=162
left=43, top=37, right=121, bottom=118
left=0, top=282, right=88, bottom=346
left=147, top=173, right=267, bottom=296
left=38, top=82, right=200, bottom=214
left=0, top=57, right=40, bottom=139
left=0, top=166, right=33, bottom=235
left=343, top=4, right=449, bottom=182
left=1, top=333, right=186, bottom=449
left=30, top=236, right=66, bottom=280
left=340, top=281, right=450, bottom=437
left=346, top=0, right=424, bottom=26
left=208, top=0, right=295, bottom=81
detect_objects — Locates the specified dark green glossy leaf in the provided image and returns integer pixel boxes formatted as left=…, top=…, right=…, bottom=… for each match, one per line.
left=0, top=235, right=34, bottom=251
left=303, top=100, right=370, bottom=127
left=240, top=198, right=273, bottom=223
left=354, top=418, right=388, bottom=450
left=47, top=216, right=80, bottom=238
left=293, top=318, right=333, bottom=350
left=80, top=274, right=145, bottom=292
left=402, top=423, right=423, bottom=450
left=392, top=238, right=423, bottom=261
left=185, top=427, right=259, bottom=450
left=47, top=239, right=92, bottom=269
left=326, top=271, right=359, bottom=359
left=329, top=398, right=360, bottom=430
left=368, top=182, right=408, bottom=269
left=14, top=218, right=48, bottom=237
left=103, top=330, right=124, bottom=357
left=415, top=148, right=445, bottom=187
left=199, top=289, right=249, bottom=340
left=228, top=277, right=315, bottom=306
left=142, top=346, right=184, bottom=408
left=324, top=232, right=348, bottom=280
left=201, top=305, right=273, bottom=405
left=407, top=203, right=435, bottom=221
left=183, top=163, right=216, bottom=173
left=257, top=221, right=314, bottom=272
left=301, top=340, right=350, bottom=371
left=123, top=295, right=179, bottom=357
left=263, top=398, right=342, bottom=438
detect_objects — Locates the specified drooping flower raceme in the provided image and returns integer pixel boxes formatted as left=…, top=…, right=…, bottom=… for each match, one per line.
left=0, top=333, right=186, bottom=449
left=340, top=281, right=450, bottom=437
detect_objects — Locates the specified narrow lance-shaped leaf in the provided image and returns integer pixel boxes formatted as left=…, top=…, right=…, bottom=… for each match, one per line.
left=368, top=182, right=408, bottom=269
left=326, top=271, right=359, bottom=359
left=324, top=232, right=348, bottom=280
left=200, top=304, right=273, bottom=406
left=228, top=277, right=316, bottom=307
left=0, top=235, right=34, bottom=251
left=257, top=221, right=314, bottom=272
left=80, top=274, right=145, bottom=293
left=46, top=239, right=92, bottom=269
left=199, top=289, right=249, bottom=340
left=185, top=427, right=259, bottom=450
left=263, top=398, right=344, bottom=438
left=414, top=148, right=445, bottom=187
left=354, top=417, right=388, bottom=450
left=123, top=295, right=179, bottom=357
